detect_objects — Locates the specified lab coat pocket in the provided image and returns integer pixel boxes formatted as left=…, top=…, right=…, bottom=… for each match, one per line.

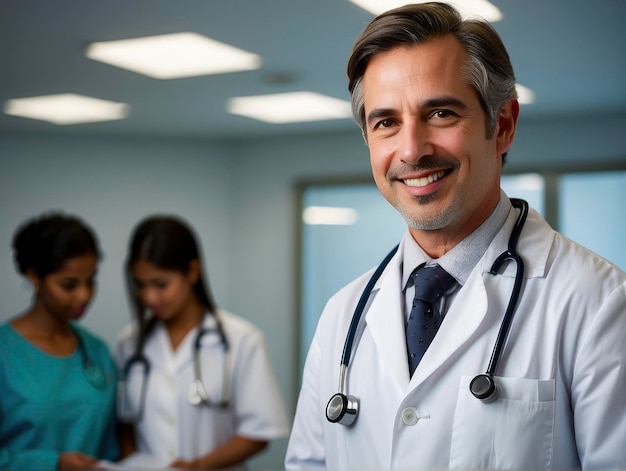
left=450, top=375, right=555, bottom=469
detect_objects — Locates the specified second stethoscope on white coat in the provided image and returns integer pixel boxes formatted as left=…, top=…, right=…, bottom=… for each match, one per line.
left=326, top=198, right=529, bottom=426
left=117, top=313, right=231, bottom=423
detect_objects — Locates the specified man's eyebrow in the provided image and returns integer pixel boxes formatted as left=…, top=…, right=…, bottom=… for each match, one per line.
left=366, top=96, right=469, bottom=126
left=366, top=108, right=395, bottom=126
left=420, top=96, right=468, bottom=110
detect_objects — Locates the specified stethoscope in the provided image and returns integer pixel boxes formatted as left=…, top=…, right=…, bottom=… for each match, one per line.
left=117, top=315, right=231, bottom=423
left=326, top=198, right=529, bottom=426
left=74, top=327, right=107, bottom=390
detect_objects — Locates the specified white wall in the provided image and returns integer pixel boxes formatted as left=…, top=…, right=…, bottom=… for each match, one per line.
left=0, top=110, right=624, bottom=468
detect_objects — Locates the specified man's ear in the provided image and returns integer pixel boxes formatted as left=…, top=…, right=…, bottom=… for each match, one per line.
left=495, top=98, right=520, bottom=156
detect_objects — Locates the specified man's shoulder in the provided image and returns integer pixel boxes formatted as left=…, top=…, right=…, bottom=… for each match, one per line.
left=518, top=225, right=626, bottom=318
left=516, top=208, right=624, bottom=285
left=549, top=231, right=625, bottom=285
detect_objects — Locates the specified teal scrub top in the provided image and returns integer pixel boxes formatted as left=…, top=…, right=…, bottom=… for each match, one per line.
left=0, top=322, right=120, bottom=470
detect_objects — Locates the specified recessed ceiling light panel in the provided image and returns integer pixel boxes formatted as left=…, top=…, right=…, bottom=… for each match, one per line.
left=227, top=91, right=353, bottom=124
left=515, top=83, right=536, bottom=105
left=3, top=93, right=129, bottom=125
left=86, top=32, right=262, bottom=79
left=303, top=206, right=358, bottom=225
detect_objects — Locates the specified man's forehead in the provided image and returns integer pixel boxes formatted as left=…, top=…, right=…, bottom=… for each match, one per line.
left=361, top=38, right=473, bottom=107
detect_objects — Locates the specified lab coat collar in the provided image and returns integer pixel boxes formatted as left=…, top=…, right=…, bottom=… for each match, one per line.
left=194, top=313, right=227, bottom=350
left=363, top=205, right=554, bottom=392
left=143, top=322, right=177, bottom=374
left=480, top=205, right=553, bottom=279
left=409, top=266, right=489, bottom=388
left=363, top=237, right=490, bottom=392
left=144, top=312, right=224, bottom=374
left=411, top=206, right=554, bottom=387
left=365, top=237, right=412, bottom=392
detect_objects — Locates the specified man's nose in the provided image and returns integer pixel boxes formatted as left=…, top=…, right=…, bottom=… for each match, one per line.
left=399, top=120, right=435, bottom=164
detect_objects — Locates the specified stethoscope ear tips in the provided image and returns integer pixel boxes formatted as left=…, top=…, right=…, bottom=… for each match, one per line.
left=469, top=374, right=500, bottom=403
left=326, top=393, right=359, bottom=426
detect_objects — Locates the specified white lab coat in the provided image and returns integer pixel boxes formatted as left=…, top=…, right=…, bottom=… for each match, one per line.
left=116, top=309, right=288, bottom=467
left=286, top=207, right=626, bottom=470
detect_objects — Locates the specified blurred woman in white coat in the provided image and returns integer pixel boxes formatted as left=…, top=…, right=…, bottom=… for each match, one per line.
left=116, top=215, right=288, bottom=469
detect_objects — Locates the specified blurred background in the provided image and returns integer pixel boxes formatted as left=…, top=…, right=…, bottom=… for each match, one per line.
left=1, top=1, right=625, bottom=468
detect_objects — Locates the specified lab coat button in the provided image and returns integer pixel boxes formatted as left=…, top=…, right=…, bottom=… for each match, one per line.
left=401, top=407, right=419, bottom=425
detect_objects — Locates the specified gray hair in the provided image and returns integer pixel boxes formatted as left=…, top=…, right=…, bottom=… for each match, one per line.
left=347, top=2, right=517, bottom=141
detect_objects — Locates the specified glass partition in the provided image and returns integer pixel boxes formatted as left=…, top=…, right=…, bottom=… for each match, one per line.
left=298, top=173, right=547, bottom=373
left=560, top=170, right=625, bottom=270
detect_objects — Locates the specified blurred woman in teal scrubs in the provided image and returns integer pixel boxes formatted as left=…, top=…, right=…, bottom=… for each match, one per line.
left=0, top=213, right=119, bottom=470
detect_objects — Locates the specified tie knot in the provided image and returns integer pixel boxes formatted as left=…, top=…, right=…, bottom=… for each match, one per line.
left=411, top=264, right=456, bottom=303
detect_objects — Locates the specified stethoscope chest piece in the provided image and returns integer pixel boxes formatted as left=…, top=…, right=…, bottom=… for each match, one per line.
left=84, top=363, right=106, bottom=390
left=188, top=379, right=210, bottom=406
left=326, top=393, right=359, bottom=426
left=119, top=315, right=230, bottom=421
left=469, top=373, right=500, bottom=403
left=326, top=197, right=528, bottom=427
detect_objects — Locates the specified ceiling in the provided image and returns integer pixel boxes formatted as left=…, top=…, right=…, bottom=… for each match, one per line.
left=1, top=0, right=625, bottom=141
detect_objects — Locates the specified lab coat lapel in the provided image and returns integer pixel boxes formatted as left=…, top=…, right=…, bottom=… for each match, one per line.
left=409, top=266, right=490, bottom=387
left=144, top=322, right=201, bottom=375
left=365, top=252, right=410, bottom=392
left=172, top=328, right=196, bottom=373
left=361, top=207, right=553, bottom=394
left=172, top=315, right=221, bottom=373
left=408, top=205, right=551, bottom=388
left=408, top=208, right=517, bottom=388
left=144, top=323, right=177, bottom=374
left=174, top=314, right=221, bottom=372
left=479, top=205, right=551, bottom=281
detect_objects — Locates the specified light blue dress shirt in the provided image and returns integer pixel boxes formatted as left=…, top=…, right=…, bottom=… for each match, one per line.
left=401, top=190, right=513, bottom=320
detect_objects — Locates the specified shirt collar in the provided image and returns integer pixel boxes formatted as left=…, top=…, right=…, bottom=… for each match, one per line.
left=401, top=189, right=512, bottom=290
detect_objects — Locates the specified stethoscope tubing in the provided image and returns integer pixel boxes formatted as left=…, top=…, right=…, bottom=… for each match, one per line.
left=485, top=198, right=528, bottom=377
left=336, top=244, right=398, bottom=398
left=74, top=326, right=107, bottom=390
left=469, top=198, right=527, bottom=401
left=119, top=352, right=151, bottom=421
left=340, top=244, right=399, bottom=369
left=329, top=198, right=529, bottom=423
left=119, top=315, right=230, bottom=422
left=190, top=325, right=231, bottom=407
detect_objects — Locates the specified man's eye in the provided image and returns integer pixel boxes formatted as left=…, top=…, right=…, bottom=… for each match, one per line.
left=373, top=119, right=394, bottom=130
left=430, top=109, right=455, bottom=119
left=61, top=282, right=78, bottom=291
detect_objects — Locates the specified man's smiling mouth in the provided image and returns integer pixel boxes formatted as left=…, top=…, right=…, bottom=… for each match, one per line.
left=404, top=170, right=446, bottom=187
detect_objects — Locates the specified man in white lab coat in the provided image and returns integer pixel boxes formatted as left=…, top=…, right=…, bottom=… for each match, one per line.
left=285, top=3, right=626, bottom=469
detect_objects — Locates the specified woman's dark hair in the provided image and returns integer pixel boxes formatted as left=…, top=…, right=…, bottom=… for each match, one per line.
left=12, top=212, right=100, bottom=277
left=126, top=215, right=218, bottom=347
